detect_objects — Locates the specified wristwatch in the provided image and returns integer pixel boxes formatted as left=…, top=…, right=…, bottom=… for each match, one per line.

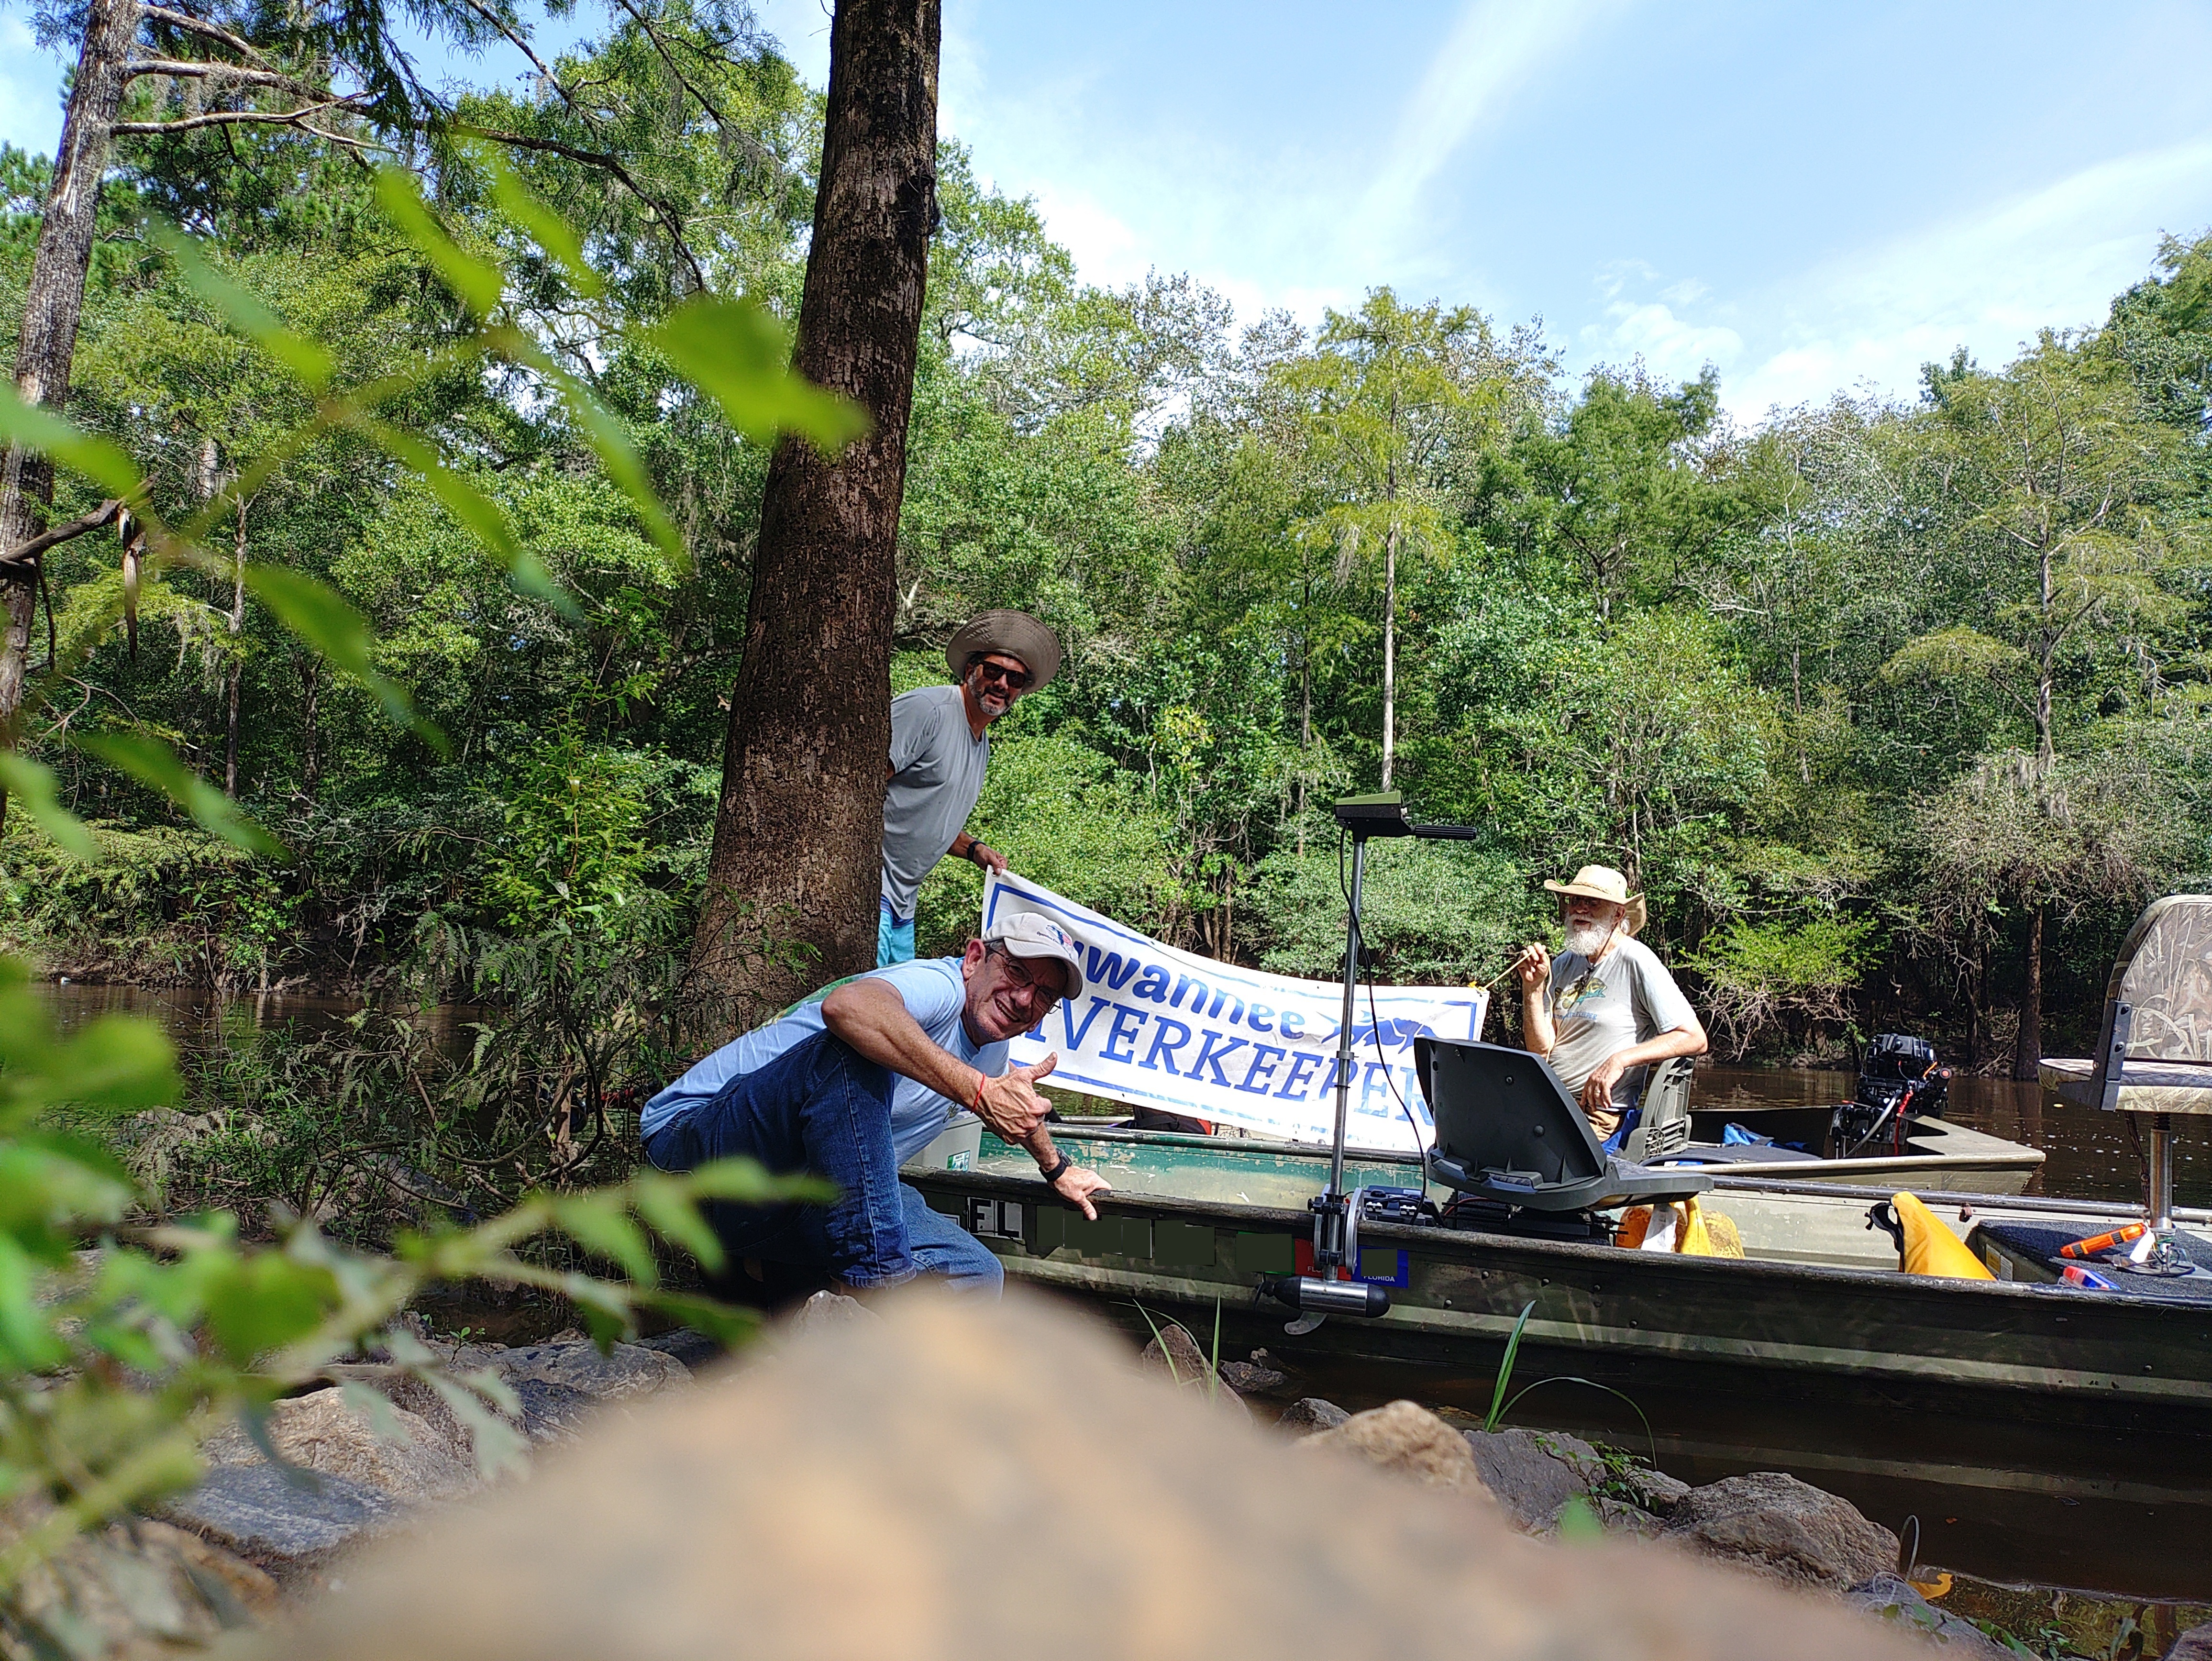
left=1040, top=1152, right=1072, bottom=1184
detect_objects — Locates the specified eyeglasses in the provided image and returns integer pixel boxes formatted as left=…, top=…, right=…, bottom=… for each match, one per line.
left=973, top=659, right=1032, bottom=691
left=987, top=944, right=1063, bottom=1007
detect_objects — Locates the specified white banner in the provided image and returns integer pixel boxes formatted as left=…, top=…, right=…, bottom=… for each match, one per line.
left=984, top=871, right=1487, bottom=1152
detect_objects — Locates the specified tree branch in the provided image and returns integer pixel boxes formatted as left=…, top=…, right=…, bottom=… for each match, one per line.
left=0, top=499, right=122, bottom=571
left=457, top=0, right=594, bottom=125
left=122, top=58, right=326, bottom=96
left=141, top=7, right=272, bottom=65
left=457, top=122, right=707, bottom=291
left=113, top=97, right=366, bottom=137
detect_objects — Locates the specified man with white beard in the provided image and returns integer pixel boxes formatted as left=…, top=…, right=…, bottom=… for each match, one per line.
left=1514, top=865, right=1708, bottom=1140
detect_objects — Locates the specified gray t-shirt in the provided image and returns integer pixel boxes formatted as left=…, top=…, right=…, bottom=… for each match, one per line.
left=880, top=684, right=990, bottom=920
left=1543, top=936, right=1698, bottom=1108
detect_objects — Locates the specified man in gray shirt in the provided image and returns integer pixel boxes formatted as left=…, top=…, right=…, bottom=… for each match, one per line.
left=879, top=610, right=1062, bottom=967
left=1514, top=864, right=1707, bottom=1139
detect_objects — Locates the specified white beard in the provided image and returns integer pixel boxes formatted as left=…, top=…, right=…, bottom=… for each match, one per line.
left=1563, top=919, right=1615, bottom=957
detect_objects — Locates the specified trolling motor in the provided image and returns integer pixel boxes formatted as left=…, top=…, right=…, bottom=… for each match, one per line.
left=1836, top=1034, right=1951, bottom=1158
left=1257, top=793, right=1466, bottom=1331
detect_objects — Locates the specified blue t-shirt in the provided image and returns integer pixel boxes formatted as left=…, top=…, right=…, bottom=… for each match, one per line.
left=640, top=956, right=1007, bottom=1164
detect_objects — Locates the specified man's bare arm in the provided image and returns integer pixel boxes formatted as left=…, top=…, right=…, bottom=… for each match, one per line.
left=1576, top=1019, right=1709, bottom=1116
left=819, top=981, right=1101, bottom=1215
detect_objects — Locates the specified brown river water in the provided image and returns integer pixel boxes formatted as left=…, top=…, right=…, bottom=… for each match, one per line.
left=33, top=984, right=2212, bottom=1604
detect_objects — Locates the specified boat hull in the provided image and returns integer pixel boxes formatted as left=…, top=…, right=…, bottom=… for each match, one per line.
left=905, top=1130, right=2212, bottom=1442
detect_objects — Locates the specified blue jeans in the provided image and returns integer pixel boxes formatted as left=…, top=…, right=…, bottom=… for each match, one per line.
left=641, top=1029, right=1001, bottom=1293
left=877, top=900, right=916, bottom=967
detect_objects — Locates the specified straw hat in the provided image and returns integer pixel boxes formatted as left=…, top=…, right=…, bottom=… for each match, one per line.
left=1543, top=864, right=1646, bottom=936
left=945, top=611, right=1062, bottom=692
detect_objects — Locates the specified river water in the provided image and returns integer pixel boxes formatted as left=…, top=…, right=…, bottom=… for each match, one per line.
left=32, top=983, right=2212, bottom=1600
left=39, top=983, right=2207, bottom=1207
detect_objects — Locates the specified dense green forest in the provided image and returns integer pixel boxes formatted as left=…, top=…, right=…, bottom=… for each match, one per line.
left=3, top=0, right=2210, bottom=1078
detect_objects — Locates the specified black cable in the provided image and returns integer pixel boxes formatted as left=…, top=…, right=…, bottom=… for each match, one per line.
left=1336, top=826, right=1428, bottom=1157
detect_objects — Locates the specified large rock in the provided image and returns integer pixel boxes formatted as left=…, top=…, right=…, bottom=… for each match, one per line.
left=2171, top=1623, right=2212, bottom=1661
left=484, top=1340, right=692, bottom=1404
left=1462, top=1427, right=1602, bottom=1529
left=243, top=1290, right=1925, bottom=1661
left=1844, top=1575, right=2013, bottom=1659
left=202, top=1387, right=476, bottom=1502
left=1665, top=1471, right=1899, bottom=1591
left=161, top=1461, right=408, bottom=1590
left=635, top=1327, right=723, bottom=1372
left=1138, top=1320, right=1252, bottom=1423
left=507, top=1378, right=602, bottom=1446
left=1277, top=1396, right=1349, bottom=1433
left=1, top=1511, right=277, bottom=1660
left=1296, top=1401, right=1501, bottom=1514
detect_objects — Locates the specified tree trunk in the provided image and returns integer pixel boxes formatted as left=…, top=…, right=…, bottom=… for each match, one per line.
left=300, top=654, right=320, bottom=798
left=0, top=0, right=139, bottom=828
left=2012, top=903, right=2044, bottom=1081
left=686, top=0, right=940, bottom=1040
left=1380, top=522, right=1397, bottom=789
left=224, top=498, right=246, bottom=796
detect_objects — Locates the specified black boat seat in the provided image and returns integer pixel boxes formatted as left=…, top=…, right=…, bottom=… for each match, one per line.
left=1416, top=1038, right=1712, bottom=1213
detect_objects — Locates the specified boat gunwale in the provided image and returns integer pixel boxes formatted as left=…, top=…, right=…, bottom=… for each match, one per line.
left=911, top=1161, right=2212, bottom=1312
left=1030, top=1121, right=2205, bottom=1224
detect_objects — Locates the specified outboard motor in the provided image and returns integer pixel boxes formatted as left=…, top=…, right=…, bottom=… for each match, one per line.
left=1837, top=1034, right=1949, bottom=1157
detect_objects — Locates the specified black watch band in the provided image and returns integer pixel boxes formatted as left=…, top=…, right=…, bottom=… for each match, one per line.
left=1040, top=1152, right=1072, bottom=1185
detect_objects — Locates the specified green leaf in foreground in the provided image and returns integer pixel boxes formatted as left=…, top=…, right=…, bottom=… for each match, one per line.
left=353, top=418, right=576, bottom=617
left=0, top=754, right=97, bottom=860
left=0, top=385, right=142, bottom=501
left=486, top=155, right=602, bottom=299
left=244, top=565, right=443, bottom=751
left=374, top=167, right=503, bottom=318
left=73, top=730, right=283, bottom=857
left=651, top=296, right=869, bottom=451
left=156, top=227, right=334, bottom=391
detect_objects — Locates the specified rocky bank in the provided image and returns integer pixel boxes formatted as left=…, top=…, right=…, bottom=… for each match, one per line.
left=13, top=1296, right=2208, bottom=1661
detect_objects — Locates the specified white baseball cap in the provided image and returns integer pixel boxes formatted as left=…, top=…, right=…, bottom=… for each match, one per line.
left=982, top=912, right=1086, bottom=1000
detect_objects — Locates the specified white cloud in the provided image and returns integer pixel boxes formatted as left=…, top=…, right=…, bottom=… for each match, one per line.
left=1354, top=0, right=1618, bottom=251
left=1028, top=186, right=1146, bottom=288
left=1725, top=136, right=2212, bottom=416
left=1582, top=298, right=1743, bottom=381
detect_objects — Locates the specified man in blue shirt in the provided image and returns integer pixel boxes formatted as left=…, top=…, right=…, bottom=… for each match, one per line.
left=643, top=912, right=1111, bottom=1293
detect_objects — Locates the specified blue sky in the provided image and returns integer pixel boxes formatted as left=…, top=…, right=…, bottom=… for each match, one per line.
left=6, top=0, right=2211, bottom=420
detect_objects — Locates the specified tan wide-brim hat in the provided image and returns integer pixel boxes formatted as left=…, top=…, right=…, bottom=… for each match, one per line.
left=945, top=611, right=1062, bottom=692
left=1543, top=865, right=1646, bottom=936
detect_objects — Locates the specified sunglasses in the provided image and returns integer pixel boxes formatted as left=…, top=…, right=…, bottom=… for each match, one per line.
left=973, top=660, right=1032, bottom=691
left=987, top=944, right=1063, bottom=1006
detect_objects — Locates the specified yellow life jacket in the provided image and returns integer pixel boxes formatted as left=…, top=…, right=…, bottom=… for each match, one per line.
left=1615, top=1198, right=1745, bottom=1259
left=1891, top=1190, right=1993, bottom=1280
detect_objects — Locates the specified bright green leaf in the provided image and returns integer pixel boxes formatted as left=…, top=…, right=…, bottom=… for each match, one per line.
left=374, top=167, right=503, bottom=318
left=629, top=1174, right=723, bottom=1272
left=486, top=156, right=602, bottom=299
left=243, top=566, right=444, bottom=751
left=201, top=1252, right=338, bottom=1365
left=553, top=1196, right=658, bottom=1286
left=649, top=296, right=868, bottom=451
left=684, top=1156, right=833, bottom=1207
left=155, top=227, right=334, bottom=391
left=72, top=731, right=283, bottom=858
left=0, top=384, right=142, bottom=500
left=0, top=754, right=96, bottom=860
